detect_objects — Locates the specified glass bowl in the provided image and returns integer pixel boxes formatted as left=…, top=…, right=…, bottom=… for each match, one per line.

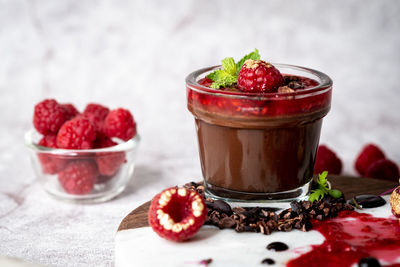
left=25, top=130, right=140, bottom=203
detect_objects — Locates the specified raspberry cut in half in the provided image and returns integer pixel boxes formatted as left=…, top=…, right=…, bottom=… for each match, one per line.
left=148, top=187, right=207, bottom=242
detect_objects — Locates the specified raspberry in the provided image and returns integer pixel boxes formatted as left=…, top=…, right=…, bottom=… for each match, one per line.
left=93, top=135, right=117, bottom=149
left=61, top=103, right=80, bottom=120
left=39, top=134, right=58, bottom=148
left=94, top=136, right=126, bottom=176
left=365, top=159, right=400, bottom=181
left=33, top=99, right=69, bottom=134
left=58, top=160, right=98, bottom=195
left=148, top=187, right=207, bottom=242
left=355, top=144, right=386, bottom=176
left=237, top=59, right=284, bottom=93
left=38, top=134, right=67, bottom=174
left=83, top=103, right=110, bottom=131
left=56, top=116, right=96, bottom=149
left=314, top=145, right=342, bottom=175
left=103, top=108, right=137, bottom=141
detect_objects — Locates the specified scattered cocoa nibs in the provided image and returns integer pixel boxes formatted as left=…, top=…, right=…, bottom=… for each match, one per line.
left=266, top=242, right=289, bottom=252
left=261, top=258, right=275, bottom=265
left=186, top=182, right=354, bottom=236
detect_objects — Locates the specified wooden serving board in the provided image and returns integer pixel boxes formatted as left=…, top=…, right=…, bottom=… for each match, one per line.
left=117, top=175, right=397, bottom=231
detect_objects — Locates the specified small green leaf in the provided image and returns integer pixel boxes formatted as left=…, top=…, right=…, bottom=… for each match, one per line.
left=317, top=171, right=328, bottom=187
left=221, top=57, right=236, bottom=76
left=309, top=189, right=325, bottom=202
left=208, top=71, right=237, bottom=89
left=207, top=69, right=224, bottom=81
left=236, top=48, right=260, bottom=75
left=328, top=189, right=342, bottom=199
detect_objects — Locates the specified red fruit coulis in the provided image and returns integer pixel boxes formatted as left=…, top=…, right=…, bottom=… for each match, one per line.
left=287, top=210, right=400, bottom=267
left=190, top=75, right=329, bottom=119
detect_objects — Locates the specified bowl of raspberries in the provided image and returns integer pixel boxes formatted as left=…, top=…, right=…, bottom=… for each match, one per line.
left=25, top=99, right=140, bottom=203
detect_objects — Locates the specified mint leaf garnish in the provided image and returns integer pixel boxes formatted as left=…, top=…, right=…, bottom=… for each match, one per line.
left=208, top=70, right=237, bottom=89
left=206, top=49, right=261, bottom=89
left=308, top=171, right=342, bottom=202
left=236, top=48, right=260, bottom=75
left=328, top=189, right=342, bottom=199
left=221, top=57, right=237, bottom=76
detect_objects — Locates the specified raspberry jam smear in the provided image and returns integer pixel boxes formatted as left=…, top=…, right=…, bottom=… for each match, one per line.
left=287, top=211, right=400, bottom=267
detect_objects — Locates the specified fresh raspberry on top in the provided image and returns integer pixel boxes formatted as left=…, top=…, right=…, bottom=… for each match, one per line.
left=83, top=103, right=110, bottom=131
left=365, top=159, right=400, bottom=182
left=61, top=103, right=80, bottom=120
left=355, top=144, right=386, bottom=176
left=94, top=136, right=126, bottom=176
left=33, top=99, right=69, bottom=134
left=58, top=160, right=98, bottom=195
left=103, top=108, right=137, bottom=141
left=148, top=187, right=207, bottom=242
left=56, top=116, right=96, bottom=149
left=237, top=59, right=284, bottom=93
left=314, top=145, right=342, bottom=175
left=38, top=134, right=67, bottom=174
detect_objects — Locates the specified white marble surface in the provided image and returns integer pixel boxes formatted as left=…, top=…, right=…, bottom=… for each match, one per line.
left=0, top=0, right=399, bottom=266
left=115, top=196, right=399, bottom=267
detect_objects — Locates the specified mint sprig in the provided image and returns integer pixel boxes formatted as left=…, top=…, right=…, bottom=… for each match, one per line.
left=309, top=171, right=343, bottom=202
left=207, top=49, right=260, bottom=89
left=236, top=48, right=260, bottom=75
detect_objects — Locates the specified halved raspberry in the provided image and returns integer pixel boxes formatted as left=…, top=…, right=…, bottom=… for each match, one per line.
left=355, top=144, right=386, bottom=176
left=148, top=187, right=207, bottom=242
left=390, top=186, right=400, bottom=218
left=314, top=145, right=342, bottom=175
left=365, top=159, right=400, bottom=182
left=103, top=108, right=137, bottom=141
left=38, top=134, right=67, bottom=174
left=94, top=136, right=126, bottom=176
left=237, top=59, right=284, bottom=93
left=56, top=116, right=96, bottom=149
left=61, top=103, right=80, bottom=120
left=33, top=99, right=69, bottom=134
left=58, top=160, right=98, bottom=195
left=83, top=103, right=110, bottom=132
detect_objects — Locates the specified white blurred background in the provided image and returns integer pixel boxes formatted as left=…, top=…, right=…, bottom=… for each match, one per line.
left=0, top=0, right=399, bottom=266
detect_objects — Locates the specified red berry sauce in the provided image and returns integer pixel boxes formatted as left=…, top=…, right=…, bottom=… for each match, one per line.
left=288, top=211, right=400, bottom=267
left=189, top=75, right=328, bottom=119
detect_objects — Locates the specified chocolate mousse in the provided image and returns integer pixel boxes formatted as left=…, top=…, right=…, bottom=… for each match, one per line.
left=186, top=51, right=332, bottom=201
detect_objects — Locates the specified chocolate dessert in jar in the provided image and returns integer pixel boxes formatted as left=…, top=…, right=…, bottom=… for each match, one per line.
left=186, top=50, right=332, bottom=202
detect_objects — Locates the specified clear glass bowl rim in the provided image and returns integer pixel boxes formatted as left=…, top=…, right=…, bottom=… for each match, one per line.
left=186, top=63, right=333, bottom=100
left=25, top=129, right=140, bottom=155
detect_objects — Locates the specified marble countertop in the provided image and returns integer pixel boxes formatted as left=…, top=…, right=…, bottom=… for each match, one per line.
left=0, top=0, right=399, bottom=266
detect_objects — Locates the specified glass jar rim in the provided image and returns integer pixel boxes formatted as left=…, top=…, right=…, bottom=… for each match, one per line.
left=25, top=129, right=140, bottom=155
left=186, top=63, right=333, bottom=100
